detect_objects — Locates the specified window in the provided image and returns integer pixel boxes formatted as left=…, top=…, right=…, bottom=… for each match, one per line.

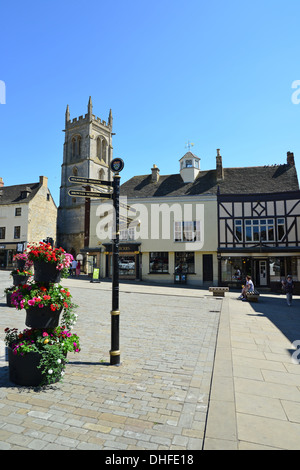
left=277, top=218, right=285, bottom=241
left=0, top=227, right=5, bottom=239
left=245, top=219, right=274, bottom=242
left=234, top=220, right=242, bottom=241
left=185, top=159, right=193, bottom=168
left=174, top=221, right=200, bottom=242
left=149, top=252, right=169, bottom=273
left=14, top=226, right=21, bottom=239
left=15, top=207, right=21, bottom=216
left=175, top=252, right=195, bottom=273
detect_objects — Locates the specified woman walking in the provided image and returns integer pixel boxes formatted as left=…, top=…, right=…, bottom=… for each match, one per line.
left=282, top=275, right=294, bottom=306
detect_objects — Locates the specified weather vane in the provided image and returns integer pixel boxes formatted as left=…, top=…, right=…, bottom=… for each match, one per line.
left=185, top=141, right=194, bottom=151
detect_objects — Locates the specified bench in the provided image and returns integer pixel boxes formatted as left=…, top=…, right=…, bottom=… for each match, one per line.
left=209, top=287, right=229, bottom=297
left=246, top=291, right=260, bottom=302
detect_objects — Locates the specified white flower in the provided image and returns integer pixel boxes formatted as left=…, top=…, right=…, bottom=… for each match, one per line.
left=48, top=369, right=53, bottom=374
left=57, top=359, right=61, bottom=364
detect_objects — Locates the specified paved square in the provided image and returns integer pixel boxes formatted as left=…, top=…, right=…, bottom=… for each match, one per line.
left=0, top=272, right=221, bottom=450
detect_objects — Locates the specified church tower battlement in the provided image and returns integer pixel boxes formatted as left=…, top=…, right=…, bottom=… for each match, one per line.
left=57, top=97, right=114, bottom=255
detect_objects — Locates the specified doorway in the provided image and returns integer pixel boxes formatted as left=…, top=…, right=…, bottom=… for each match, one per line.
left=258, top=260, right=267, bottom=286
left=203, top=254, right=213, bottom=282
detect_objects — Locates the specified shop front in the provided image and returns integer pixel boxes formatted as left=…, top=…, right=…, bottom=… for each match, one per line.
left=219, top=253, right=300, bottom=294
left=0, top=243, right=24, bottom=269
left=103, top=242, right=141, bottom=280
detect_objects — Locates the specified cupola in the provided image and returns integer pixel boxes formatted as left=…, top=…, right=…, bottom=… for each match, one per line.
left=179, top=152, right=200, bottom=183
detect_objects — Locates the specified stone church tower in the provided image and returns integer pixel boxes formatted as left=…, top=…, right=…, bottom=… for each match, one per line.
left=57, top=97, right=113, bottom=256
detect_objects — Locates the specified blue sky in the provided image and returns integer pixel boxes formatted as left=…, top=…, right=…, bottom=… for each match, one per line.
left=1, top=0, right=300, bottom=205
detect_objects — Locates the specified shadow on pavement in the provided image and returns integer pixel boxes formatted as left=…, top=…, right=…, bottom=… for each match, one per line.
left=246, top=294, right=300, bottom=358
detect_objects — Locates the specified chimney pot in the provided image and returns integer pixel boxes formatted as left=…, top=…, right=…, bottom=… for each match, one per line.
left=0, top=177, right=4, bottom=187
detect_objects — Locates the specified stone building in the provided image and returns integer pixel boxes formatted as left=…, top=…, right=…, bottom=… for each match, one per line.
left=57, top=97, right=114, bottom=259
left=0, top=176, right=57, bottom=268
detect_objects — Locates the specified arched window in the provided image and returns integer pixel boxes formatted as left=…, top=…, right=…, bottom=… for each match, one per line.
left=77, top=136, right=81, bottom=156
left=102, top=140, right=107, bottom=163
left=99, top=168, right=105, bottom=180
left=97, top=137, right=101, bottom=159
left=72, top=137, right=76, bottom=158
left=71, top=135, right=81, bottom=158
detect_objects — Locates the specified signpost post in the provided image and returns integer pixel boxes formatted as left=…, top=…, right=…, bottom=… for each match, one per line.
left=110, top=158, right=124, bottom=366
left=68, top=159, right=124, bottom=366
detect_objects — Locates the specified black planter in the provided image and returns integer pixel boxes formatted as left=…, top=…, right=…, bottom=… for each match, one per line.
left=33, top=260, right=61, bottom=283
left=12, top=274, right=30, bottom=286
left=25, top=306, right=63, bottom=328
left=8, top=347, right=63, bottom=387
left=6, top=292, right=14, bottom=307
left=16, top=259, right=26, bottom=270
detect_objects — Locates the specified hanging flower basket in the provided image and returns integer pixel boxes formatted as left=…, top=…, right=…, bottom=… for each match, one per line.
left=25, top=305, right=63, bottom=328
left=33, top=260, right=61, bottom=283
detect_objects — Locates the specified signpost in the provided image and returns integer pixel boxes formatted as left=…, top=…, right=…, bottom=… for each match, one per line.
left=68, top=159, right=124, bottom=366
left=110, top=158, right=124, bottom=366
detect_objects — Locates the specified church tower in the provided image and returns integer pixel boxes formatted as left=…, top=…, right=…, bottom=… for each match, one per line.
left=57, top=97, right=113, bottom=255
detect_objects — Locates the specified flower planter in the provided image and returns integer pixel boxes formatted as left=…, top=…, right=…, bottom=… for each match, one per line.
left=16, top=259, right=26, bottom=271
left=8, top=346, right=62, bottom=387
left=12, top=274, right=30, bottom=286
left=33, top=260, right=61, bottom=283
left=6, top=292, right=14, bottom=307
left=25, top=305, right=63, bottom=328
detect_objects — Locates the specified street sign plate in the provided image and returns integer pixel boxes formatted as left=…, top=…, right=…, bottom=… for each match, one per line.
left=68, top=176, right=113, bottom=187
left=68, top=190, right=112, bottom=199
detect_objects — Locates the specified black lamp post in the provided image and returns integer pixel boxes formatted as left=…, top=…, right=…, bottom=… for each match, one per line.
left=110, top=158, right=124, bottom=366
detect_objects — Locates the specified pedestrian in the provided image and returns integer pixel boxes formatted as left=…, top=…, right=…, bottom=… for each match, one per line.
left=238, top=275, right=254, bottom=300
left=71, top=259, right=77, bottom=276
left=282, top=275, right=294, bottom=306
left=76, top=260, right=81, bottom=277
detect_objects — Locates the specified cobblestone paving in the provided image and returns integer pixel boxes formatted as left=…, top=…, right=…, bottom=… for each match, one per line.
left=0, top=272, right=221, bottom=450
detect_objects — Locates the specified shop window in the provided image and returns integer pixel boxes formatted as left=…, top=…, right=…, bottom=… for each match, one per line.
left=174, top=221, right=200, bottom=242
left=175, top=252, right=195, bottom=273
left=149, top=252, right=169, bottom=273
left=15, top=207, right=21, bottom=216
left=14, top=226, right=21, bottom=239
left=0, top=227, right=5, bottom=239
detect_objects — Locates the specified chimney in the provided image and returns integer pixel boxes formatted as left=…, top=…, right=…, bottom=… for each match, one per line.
left=151, top=164, right=160, bottom=182
left=287, top=151, right=295, bottom=166
left=0, top=177, right=4, bottom=187
left=39, top=176, right=48, bottom=187
left=216, top=149, right=224, bottom=181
